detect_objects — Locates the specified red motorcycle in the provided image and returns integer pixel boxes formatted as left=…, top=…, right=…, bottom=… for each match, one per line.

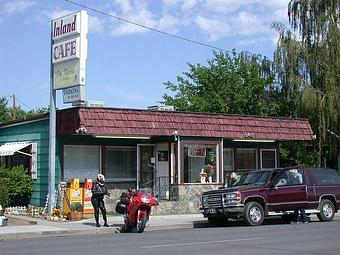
left=115, top=188, right=158, bottom=233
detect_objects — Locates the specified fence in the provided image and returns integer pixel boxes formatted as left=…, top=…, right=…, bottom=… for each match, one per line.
left=140, top=176, right=179, bottom=201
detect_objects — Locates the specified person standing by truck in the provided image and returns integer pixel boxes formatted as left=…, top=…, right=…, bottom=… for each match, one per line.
left=91, top=174, right=109, bottom=227
left=290, top=169, right=308, bottom=224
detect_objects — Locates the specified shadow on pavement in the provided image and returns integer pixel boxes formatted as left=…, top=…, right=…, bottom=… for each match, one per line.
left=192, top=217, right=300, bottom=228
left=6, top=215, right=37, bottom=226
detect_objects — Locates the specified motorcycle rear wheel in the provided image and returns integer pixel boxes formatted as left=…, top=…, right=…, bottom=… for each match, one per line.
left=120, top=216, right=133, bottom=233
left=136, top=214, right=147, bottom=233
left=121, top=224, right=133, bottom=233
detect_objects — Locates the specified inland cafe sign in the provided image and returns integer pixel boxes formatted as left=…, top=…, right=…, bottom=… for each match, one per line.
left=52, top=11, right=88, bottom=92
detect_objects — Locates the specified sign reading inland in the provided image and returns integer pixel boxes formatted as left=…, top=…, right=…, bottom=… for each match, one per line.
left=52, top=13, right=80, bottom=41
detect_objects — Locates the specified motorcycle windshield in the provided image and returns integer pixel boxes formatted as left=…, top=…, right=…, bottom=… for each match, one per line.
left=138, top=188, right=153, bottom=195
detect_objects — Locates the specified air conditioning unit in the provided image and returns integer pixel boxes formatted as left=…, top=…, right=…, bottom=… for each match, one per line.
left=147, top=105, right=174, bottom=111
left=85, top=100, right=105, bottom=107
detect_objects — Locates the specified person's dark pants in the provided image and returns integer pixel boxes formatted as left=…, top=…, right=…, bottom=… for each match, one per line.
left=91, top=197, right=107, bottom=226
left=294, top=208, right=307, bottom=222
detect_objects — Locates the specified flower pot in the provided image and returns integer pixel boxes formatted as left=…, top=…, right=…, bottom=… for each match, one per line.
left=68, top=211, right=83, bottom=221
left=208, top=167, right=215, bottom=175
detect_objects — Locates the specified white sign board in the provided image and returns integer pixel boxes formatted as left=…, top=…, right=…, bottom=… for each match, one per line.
left=53, top=59, right=85, bottom=89
left=52, top=37, right=80, bottom=64
left=62, top=85, right=85, bottom=103
left=52, top=10, right=88, bottom=90
left=52, top=12, right=81, bottom=41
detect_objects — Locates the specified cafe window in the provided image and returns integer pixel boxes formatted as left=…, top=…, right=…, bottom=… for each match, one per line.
left=223, top=148, right=234, bottom=185
left=261, top=149, right=276, bottom=169
left=183, top=143, right=218, bottom=183
left=105, top=147, right=137, bottom=181
left=64, top=145, right=100, bottom=181
left=223, top=148, right=233, bottom=171
left=236, top=149, right=257, bottom=170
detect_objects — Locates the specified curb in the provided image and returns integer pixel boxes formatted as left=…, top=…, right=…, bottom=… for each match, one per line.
left=0, top=227, right=120, bottom=240
left=0, top=223, right=197, bottom=240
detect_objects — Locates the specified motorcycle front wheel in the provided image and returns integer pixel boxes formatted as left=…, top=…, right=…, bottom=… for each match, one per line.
left=136, top=214, right=147, bottom=233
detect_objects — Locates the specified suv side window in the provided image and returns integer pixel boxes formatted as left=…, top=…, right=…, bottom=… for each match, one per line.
left=273, top=168, right=303, bottom=186
left=311, top=168, right=340, bottom=185
left=273, top=171, right=290, bottom=186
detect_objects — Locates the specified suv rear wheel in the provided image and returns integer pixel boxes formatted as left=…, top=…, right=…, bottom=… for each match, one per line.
left=243, top=202, right=264, bottom=226
left=317, top=199, right=335, bottom=222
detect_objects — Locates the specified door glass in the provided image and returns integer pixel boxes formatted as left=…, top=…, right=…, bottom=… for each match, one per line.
left=139, top=145, right=155, bottom=189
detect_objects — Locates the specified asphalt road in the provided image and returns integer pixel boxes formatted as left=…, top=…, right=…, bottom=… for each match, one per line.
left=1, top=219, right=340, bottom=255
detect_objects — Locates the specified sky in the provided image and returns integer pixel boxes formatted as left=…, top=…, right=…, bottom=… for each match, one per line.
left=0, top=0, right=291, bottom=111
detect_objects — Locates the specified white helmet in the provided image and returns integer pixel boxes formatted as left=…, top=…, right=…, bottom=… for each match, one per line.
left=97, top=174, right=105, bottom=182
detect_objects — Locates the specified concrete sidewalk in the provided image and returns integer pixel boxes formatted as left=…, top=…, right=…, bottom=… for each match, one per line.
left=0, top=214, right=206, bottom=240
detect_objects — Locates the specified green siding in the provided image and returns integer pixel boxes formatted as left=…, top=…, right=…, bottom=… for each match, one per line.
left=0, top=119, right=61, bottom=207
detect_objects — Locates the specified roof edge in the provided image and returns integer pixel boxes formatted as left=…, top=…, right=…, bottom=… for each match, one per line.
left=66, top=106, right=311, bottom=122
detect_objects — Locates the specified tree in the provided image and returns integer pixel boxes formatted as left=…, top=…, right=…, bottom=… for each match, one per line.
left=0, top=97, right=11, bottom=122
left=162, top=50, right=279, bottom=116
left=0, top=96, right=49, bottom=122
left=11, top=106, right=49, bottom=120
left=274, top=0, right=340, bottom=167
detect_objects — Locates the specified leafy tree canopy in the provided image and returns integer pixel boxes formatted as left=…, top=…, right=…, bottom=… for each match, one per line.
left=0, top=96, right=48, bottom=122
left=274, top=0, right=339, bottom=166
left=162, top=50, right=282, bottom=116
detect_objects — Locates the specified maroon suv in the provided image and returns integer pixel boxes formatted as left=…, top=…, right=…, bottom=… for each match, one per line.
left=200, top=166, right=340, bottom=226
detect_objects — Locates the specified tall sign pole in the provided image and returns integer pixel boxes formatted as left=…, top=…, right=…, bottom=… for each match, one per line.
left=49, top=11, right=88, bottom=213
left=48, top=20, right=56, bottom=214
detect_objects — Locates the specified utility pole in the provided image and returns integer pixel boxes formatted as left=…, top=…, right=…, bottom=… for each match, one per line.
left=12, top=93, right=16, bottom=120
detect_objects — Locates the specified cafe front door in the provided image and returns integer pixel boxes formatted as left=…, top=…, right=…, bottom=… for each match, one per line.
left=137, top=144, right=155, bottom=190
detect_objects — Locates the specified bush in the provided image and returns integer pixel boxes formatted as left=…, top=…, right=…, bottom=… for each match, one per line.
left=70, top=202, right=83, bottom=212
left=0, top=165, right=33, bottom=207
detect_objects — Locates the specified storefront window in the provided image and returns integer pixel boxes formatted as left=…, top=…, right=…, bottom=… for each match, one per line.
left=261, top=149, right=276, bottom=169
left=64, top=145, right=100, bottom=181
left=223, top=148, right=233, bottom=185
left=105, top=147, right=137, bottom=181
left=183, top=143, right=217, bottom=183
left=236, top=149, right=257, bottom=170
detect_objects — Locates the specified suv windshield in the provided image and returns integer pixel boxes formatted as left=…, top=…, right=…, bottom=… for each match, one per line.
left=234, top=171, right=272, bottom=186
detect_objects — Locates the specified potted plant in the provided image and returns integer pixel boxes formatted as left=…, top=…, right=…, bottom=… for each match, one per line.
left=68, top=203, right=83, bottom=221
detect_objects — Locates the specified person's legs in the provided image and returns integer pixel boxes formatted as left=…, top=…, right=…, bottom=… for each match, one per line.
left=292, top=209, right=299, bottom=223
left=91, top=198, right=100, bottom=227
left=300, top=209, right=308, bottom=223
left=99, top=200, right=109, bottom=227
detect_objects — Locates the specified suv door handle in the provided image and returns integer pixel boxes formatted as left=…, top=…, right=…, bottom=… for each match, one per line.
left=300, top=188, right=305, bottom=191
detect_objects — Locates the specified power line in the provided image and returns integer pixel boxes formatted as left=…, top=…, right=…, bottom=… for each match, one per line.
left=64, top=0, right=229, bottom=52
left=0, top=94, right=32, bottom=110
left=14, top=97, right=32, bottom=110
